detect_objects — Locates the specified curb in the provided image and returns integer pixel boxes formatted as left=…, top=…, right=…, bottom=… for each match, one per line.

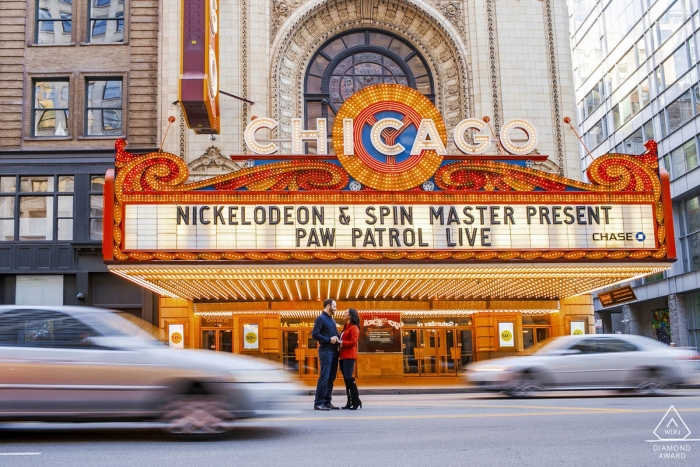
left=303, top=384, right=700, bottom=396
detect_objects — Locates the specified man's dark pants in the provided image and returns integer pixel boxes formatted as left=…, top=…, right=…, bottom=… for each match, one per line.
left=314, top=349, right=338, bottom=406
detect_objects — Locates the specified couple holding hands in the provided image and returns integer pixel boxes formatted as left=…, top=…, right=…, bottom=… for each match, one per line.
left=311, top=298, right=362, bottom=411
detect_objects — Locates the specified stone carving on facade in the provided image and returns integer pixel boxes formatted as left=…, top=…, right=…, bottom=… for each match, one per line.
left=270, top=0, right=471, bottom=153
left=187, top=146, right=253, bottom=182
left=271, top=0, right=306, bottom=42
left=543, top=0, right=565, bottom=175
left=432, top=1, right=464, bottom=39
left=178, top=106, right=187, bottom=159
left=526, top=155, right=561, bottom=175
left=187, top=146, right=242, bottom=171
left=241, top=0, right=249, bottom=152
left=485, top=0, right=502, bottom=134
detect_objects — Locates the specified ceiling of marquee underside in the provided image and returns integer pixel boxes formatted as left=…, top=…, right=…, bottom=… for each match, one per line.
left=109, top=263, right=671, bottom=302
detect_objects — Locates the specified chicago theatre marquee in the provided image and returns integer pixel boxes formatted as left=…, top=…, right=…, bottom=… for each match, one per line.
left=102, top=0, right=676, bottom=378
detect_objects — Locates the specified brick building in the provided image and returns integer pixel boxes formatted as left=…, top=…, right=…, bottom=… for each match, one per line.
left=0, top=0, right=160, bottom=320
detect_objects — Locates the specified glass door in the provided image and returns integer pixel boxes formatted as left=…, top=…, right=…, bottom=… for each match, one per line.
left=523, top=327, right=550, bottom=350
left=218, top=329, right=232, bottom=352
left=420, top=330, right=437, bottom=375
left=202, top=330, right=216, bottom=351
left=458, top=329, right=473, bottom=371
left=201, top=329, right=233, bottom=352
left=299, top=330, right=319, bottom=377
left=402, top=329, right=419, bottom=374
left=437, top=329, right=457, bottom=374
left=282, top=330, right=299, bottom=372
left=403, top=328, right=474, bottom=375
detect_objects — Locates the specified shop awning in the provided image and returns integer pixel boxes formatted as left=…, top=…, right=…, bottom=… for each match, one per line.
left=109, top=263, right=671, bottom=302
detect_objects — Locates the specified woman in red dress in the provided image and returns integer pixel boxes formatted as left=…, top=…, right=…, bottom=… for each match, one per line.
left=339, top=308, right=362, bottom=410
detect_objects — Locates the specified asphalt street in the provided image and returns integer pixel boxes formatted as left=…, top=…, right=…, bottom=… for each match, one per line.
left=1, top=390, right=699, bottom=467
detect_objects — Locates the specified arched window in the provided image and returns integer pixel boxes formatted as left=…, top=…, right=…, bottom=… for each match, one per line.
left=304, top=29, right=434, bottom=153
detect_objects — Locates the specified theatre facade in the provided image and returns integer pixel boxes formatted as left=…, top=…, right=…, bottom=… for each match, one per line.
left=101, top=0, right=675, bottom=378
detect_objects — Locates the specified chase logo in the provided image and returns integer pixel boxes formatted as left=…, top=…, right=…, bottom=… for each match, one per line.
left=636, top=232, right=646, bottom=242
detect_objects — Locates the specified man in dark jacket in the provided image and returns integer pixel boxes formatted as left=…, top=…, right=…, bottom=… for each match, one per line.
left=312, top=298, right=340, bottom=410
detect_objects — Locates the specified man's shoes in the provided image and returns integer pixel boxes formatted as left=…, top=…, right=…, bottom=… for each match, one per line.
left=325, top=403, right=340, bottom=410
left=314, top=405, right=330, bottom=411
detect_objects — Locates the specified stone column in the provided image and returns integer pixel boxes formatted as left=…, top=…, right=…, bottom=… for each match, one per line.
left=621, top=304, right=642, bottom=335
left=668, top=294, right=689, bottom=347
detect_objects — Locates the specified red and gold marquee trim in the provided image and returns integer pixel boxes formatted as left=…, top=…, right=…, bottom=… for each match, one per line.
left=104, top=139, right=675, bottom=263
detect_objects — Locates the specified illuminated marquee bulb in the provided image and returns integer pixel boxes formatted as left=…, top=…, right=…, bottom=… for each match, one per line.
left=500, top=119, right=538, bottom=155
left=244, top=117, right=279, bottom=154
left=370, top=118, right=406, bottom=155
left=292, top=118, right=327, bottom=155
left=453, top=118, right=491, bottom=154
left=410, top=119, right=446, bottom=155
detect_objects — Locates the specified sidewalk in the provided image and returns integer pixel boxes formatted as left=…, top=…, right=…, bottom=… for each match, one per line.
left=299, top=376, right=474, bottom=395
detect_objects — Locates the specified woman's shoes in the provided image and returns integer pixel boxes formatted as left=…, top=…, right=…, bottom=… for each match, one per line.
left=341, top=380, right=352, bottom=409
left=348, top=378, right=362, bottom=410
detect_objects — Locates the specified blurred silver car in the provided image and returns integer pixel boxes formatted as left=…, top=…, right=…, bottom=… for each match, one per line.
left=0, top=306, right=300, bottom=435
left=465, top=334, right=698, bottom=397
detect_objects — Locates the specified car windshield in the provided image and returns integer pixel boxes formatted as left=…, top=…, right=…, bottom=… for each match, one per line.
left=533, top=337, right=572, bottom=355
left=92, top=311, right=163, bottom=344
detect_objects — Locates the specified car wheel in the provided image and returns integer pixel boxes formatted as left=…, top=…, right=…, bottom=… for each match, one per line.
left=160, top=393, right=234, bottom=436
left=506, top=372, right=543, bottom=398
left=635, top=369, right=669, bottom=395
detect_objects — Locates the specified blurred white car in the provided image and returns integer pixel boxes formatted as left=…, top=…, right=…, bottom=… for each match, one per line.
left=0, top=306, right=300, bottom=435
left=465, top=334, right=698, bottom=396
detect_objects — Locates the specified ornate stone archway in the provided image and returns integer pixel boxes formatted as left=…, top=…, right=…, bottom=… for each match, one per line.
left=270, top=0, right=471, bottom=152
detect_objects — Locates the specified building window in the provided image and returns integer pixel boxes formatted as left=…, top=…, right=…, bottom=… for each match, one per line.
left=581, top=79, right=604, bottom=119
left=622, top=127, right=644, bottom=154
left=615, top=47, right=636, bottom=85
left=36, top=0, right=72, bottom=45
left=90, top=175, right=104, bottom=241
left=0, top=177, right=16, bottom=242
left=655, top=0, right=687, bottom=49
left=668, top=138, right=699, bottom=179
left=570, top=0, right=598, bottom=33
left=659, top=42, right=691, bottom=89
left=585, top=117, right=607, bottom=149
left=575, top=19, right=603, bottom=86
left=664, top=89, right=694, bottom=134
left=88, top=0, right=124, bottom=44
left=611, top=85, right=645, bottom=131
left=303, top=29, right=434, bottom=153
left=33, top=79, right=70, bottom=137
left=1, top=175, right=74, bottom=242
left=681, top=194, right=700, bottom=272
left=643, top=119, right=654, bottom=141
left=688, top=291, right=700, bottom=349
left=636, top=36, right=647, bottom=64
left=85, top=78, right=122, bottom=136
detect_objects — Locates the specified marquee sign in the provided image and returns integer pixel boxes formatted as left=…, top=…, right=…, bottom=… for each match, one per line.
left=104, top=84, right=675, bottom=264
left=179, top=0, right=219, bottom=134
left=123, top=203, right=656, bottom=251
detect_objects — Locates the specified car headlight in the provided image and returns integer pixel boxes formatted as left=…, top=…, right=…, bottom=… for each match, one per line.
left=471, top=366, right=514, bottom=372
left=231, top=370, right=292, bottom=383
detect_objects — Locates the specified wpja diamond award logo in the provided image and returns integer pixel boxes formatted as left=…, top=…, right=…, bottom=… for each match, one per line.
left=647, top=406, right=699, bottom=459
